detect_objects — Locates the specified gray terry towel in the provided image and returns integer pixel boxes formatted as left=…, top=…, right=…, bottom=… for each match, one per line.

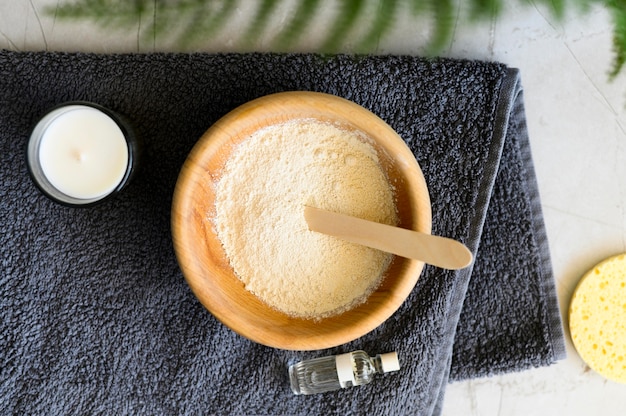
left=0, top=51, right=565, bottom=415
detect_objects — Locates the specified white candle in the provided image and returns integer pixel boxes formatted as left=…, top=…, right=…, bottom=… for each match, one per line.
left=27, top=103, right=135, bottom=206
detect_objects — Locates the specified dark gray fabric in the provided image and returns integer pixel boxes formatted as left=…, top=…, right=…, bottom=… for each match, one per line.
left=0, top=51, right=565, bottom=416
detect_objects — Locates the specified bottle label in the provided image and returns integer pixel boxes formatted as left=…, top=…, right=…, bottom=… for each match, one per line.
left=335, top=353, right=356, bottom=388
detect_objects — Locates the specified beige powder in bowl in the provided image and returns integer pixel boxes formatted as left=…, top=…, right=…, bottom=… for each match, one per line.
left=214, top=119, right=397, bottom=319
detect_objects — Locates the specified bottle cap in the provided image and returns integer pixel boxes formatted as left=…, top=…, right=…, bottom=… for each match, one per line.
left=379, top=352, right=400, bottom=373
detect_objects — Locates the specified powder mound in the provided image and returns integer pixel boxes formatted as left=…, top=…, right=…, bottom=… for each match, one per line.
left=214, top=119, right=397, bottom=319
left=569, top=254, right=626, bottom=384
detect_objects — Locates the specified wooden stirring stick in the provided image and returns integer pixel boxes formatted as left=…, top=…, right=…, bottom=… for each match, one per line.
left=304, top=206, right=472, bottom=270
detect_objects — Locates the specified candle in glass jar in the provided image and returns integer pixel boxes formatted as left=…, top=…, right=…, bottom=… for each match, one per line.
left=27, top=103, right=137, bottom=206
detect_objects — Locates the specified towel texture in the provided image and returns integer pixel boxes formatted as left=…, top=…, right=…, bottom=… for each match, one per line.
left=0, top=51, right=565, bottom=415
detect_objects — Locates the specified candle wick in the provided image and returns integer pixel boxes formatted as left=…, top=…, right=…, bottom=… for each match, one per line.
left=72, top=150, right=85, bottom=162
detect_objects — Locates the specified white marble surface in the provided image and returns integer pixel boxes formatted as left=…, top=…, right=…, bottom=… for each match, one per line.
left=2, top=1, right=625, bottom=414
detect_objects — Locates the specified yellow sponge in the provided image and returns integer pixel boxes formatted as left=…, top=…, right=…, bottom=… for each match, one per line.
left=569, top=254, right=626, bottom=384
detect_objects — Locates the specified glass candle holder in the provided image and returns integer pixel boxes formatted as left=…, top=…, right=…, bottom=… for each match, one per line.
left=26, top=102, right=139, bottom=207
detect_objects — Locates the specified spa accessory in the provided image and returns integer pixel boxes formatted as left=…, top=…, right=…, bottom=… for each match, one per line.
left=304, top=206, right=472, bottom=270
left=289, top=350, right=400, bottom=395
left=26, top=102, right=138, bottom=207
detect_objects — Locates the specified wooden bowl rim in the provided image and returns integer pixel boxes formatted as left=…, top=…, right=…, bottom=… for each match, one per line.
left=171, top=91, right=431, bottom=350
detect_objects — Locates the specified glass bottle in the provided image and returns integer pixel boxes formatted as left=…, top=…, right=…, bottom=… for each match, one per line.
left=289, top=350, right=400, bottom=395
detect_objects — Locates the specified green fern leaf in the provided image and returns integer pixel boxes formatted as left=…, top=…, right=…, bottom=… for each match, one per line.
left=320, top=0, right=366, bottom=52
left=356, top=0, right=399, bottom=52
left=427, top=0, right=455, bottom=53
left=46, top=0, right=626, bottom=81
left=533, top=0, right=566, bottom=20
left=607, top=0, right=626, bottom=78
left=241, top=0, right=280, bottom=48
left=274, top=0, right=321, bottom=50
left=409, top=0, right=429, bottom=16
left=469, top=0, right=501, bottom=20
left=175, top=0, right=238, bottom=49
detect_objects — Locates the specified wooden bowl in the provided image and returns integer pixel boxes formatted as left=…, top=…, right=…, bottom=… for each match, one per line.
left=171, top=91, right=431, bottom=350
